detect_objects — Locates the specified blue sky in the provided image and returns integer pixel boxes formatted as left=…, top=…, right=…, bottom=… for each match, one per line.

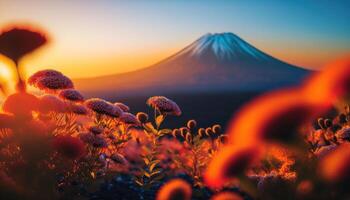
left=0, top=0, right=349, bottom=77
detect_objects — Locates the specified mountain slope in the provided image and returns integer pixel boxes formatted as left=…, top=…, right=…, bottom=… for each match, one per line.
left=75, top=33, right=310, bottom=96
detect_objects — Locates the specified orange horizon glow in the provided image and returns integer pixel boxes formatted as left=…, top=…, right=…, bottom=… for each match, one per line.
left=0, top=34, right=346, bottom=80
left=0, top=1, right=349, bottom=79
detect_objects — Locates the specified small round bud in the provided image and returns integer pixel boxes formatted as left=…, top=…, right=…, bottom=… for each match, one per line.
left=187, top=119, right=197, bottom=129
left=180, top=127, right=189, bottom=137
left=339, top=113, right=347, bottom=124
left=324, top=119, right=333, bottom=128
left=136, top=112, right=149, bottom=123
left=318, top=118, right=325, bottom=129
left=205, top=127, right=213, bottom=136
left=218, top=135, right=228, bottom=144
left=212, top=124, right=222, bottom=134
left=185, top=132, right=192, bottom=143
left=172, top=129, right=181, bottom=138
left=198, top=128, right=206, bottom=137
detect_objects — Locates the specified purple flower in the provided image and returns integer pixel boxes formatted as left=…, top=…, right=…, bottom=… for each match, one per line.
left=69, top=104, right=89, bottom=115
left=147, top=96, right=181, bottom=116
left=79, top=132, right=95, bottom=144
left=92, top=136, right=108, bottom=148
left=120, top=112, right=140, bottom=126
left=88, top=126, right=104, bottom=135
left=84, top=98, right=119, bottom=117
left=35, top=75, right=74, bottom=91
left=59, top=89, right=84, bottom=102
left=79, top=132, right=107, bottom=148
left=114, top=102, right=130, bottom=112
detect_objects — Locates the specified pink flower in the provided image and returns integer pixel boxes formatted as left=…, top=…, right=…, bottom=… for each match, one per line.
left=156, top=179, right=192, bottom=200
left=28, top=69, right=63, bottom=86
left=114, top=102, right=130, bottom=112
left=147, top=96, right=181, bottom=116
left=58, top=89, right=84, bottom=102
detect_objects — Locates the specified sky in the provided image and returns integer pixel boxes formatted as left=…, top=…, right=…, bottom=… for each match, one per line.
left=0, top=0, right=349, bottom=79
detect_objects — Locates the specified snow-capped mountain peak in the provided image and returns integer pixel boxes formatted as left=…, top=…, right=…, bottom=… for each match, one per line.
left=183, top=32, right=269, bottom=61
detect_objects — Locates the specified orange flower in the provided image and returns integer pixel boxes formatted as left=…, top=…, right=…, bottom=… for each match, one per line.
left=38, top=94, right=66, bottom=113
left=319, top=143, right=350, bottom=183
left=204, top=145, right=261, bottom=189
left=2, top=92, right=39, bottom=117
left=226, top=89, right=326, bottom=146
left=156, top=179, right=192, bottom=200
left=303, top=56, right=350, bottom=105
left=211, top=191, right=244, bottom=200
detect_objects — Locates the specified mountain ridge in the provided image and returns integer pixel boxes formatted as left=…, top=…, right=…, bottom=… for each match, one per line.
left=75, top=32, right=311, bottom=96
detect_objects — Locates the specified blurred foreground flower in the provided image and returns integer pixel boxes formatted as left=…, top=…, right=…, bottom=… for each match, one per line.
left=227, top=89, right=327, bottom=146
left=156, top=179, right=192, bottom=200
left=204, top=145, right=261, bottom=189
left=2, top=92, right=39, bottom=117
left=53, top=135, right=85, bottom=159
left=0, top=26, right=47, bottom=62
left=319, top=143, right=350, bottom=183
left=304, top=56, right=350, bottom=104
left=0, top=113, right=15, bottom=128
left=38, top=94, right=66, bottom=113
left=0, top=26, right=48, bottom=91
left=211, top=191, right=243, bottom=200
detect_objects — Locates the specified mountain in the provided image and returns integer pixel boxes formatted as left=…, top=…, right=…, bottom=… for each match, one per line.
left=75, top=32, right=310, bottom=96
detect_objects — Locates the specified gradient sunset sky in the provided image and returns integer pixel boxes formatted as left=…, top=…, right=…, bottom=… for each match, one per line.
left=0, top=0, right=349, bottom=79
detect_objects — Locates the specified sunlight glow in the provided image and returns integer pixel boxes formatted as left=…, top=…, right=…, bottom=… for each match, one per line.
left=0, top=62, right=12, bottom=80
